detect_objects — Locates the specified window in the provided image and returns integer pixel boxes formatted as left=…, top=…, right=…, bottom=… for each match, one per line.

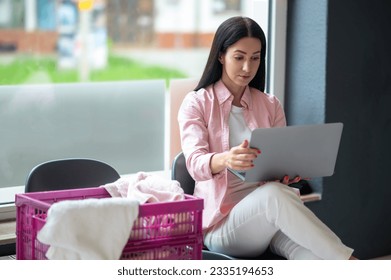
left=37, top=0, right=56, bottom=30
left=0, top=0, right=289, bottom=199
left=0, top=0, right=24, bottom=29
left=213, top=0, right=241, bottom=14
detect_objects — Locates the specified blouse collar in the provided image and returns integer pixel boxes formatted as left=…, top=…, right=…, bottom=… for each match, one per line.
left=214, top=80, right=253, bottom=110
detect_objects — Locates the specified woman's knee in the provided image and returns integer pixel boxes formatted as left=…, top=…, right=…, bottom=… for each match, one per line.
left=250, top=182, right=300, bottom=206
left=255, top=182, right=292, bottom=197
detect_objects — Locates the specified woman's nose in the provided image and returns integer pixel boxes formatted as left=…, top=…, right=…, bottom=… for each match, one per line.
left=242, top=60, right=251, bottom=72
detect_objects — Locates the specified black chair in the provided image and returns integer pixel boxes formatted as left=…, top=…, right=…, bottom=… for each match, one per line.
left=171, top=152, right=195, bottom=195
left=25, top=158, right=121, bottom=193
left=171, top=152, right=284, bottom=260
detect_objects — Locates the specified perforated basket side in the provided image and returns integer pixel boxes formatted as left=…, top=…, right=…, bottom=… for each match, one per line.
left=121, top=236, right=203, bottom=260
left=15, top=187, right=203, bottom=260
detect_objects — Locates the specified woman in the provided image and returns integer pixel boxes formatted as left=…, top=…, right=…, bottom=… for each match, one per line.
left=178, top=16, right=355, bottom=259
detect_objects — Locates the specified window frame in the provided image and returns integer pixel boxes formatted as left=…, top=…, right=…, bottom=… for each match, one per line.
left=267, top=0, right=288, bottom=105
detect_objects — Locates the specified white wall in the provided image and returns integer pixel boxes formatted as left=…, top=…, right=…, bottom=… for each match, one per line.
left=155, top=0, right=197, bottom=32
left=154, top=0, right=268, bottom=34
left=246, top=0, right=269, bottom=40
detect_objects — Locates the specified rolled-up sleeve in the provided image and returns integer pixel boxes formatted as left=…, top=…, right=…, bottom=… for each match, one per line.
left=178, top=92, right=215, bottom=181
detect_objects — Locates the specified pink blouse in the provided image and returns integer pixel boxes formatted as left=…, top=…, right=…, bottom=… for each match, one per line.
left=178, top=80, right=286, bottom=229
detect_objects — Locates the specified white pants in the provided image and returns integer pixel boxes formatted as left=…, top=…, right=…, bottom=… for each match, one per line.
left=204, top=182, right=354, bottom=259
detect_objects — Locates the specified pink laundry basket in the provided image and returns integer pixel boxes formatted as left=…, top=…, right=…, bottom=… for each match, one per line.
left=15, top=187, right=203, bottom=260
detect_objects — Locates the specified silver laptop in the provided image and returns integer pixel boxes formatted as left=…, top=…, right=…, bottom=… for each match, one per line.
left=229, top=123, right=344, bottom=182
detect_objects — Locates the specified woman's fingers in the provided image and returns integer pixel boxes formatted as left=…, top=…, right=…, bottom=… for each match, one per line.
left=239, top=139, right=249, bottom=148
left=290, top=176, right=301, bottom=184
left=281, top=175, right=301, bottom=185
left=281, top=175, right=289, bottom=185
left=228, top=155, right=254, bottom=170
left=227, top=140, right=261, bottom=170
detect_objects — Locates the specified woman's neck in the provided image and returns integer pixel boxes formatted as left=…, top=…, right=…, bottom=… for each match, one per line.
left=221, top=78, right=245, bottom=107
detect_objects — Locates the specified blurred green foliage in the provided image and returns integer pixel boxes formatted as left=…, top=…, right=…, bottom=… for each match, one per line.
left=0, top=55, right=187, bottom=86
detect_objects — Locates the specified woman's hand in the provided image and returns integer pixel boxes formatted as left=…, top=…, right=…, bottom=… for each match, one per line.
left=280, top=175, right=301, bottom=185
left=210, top=139, right=260, bottom=174
left=226, top=139, right=260, bottom=170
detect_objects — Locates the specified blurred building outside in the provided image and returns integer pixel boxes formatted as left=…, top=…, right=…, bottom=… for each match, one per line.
left=0, top=0, right=269, bottom=79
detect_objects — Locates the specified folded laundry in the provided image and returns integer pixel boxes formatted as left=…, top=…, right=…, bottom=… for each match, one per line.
left=103, top=172, right=185, bottom=203
left=37, top=197, right=139, bottom=260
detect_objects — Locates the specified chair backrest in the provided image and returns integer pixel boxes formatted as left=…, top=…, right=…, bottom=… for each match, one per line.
left=25, top=158, right=121, bottom=193
left=171, top=152, right=195, bottom=195
left=169, top=78, right=199, bottom=166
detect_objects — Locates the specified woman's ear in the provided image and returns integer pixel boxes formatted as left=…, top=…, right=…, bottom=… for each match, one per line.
left=218, top=54, right=224, bottom=64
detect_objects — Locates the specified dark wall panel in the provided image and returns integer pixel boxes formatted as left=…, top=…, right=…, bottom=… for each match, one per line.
left=285, top=0, right=391, bottom=259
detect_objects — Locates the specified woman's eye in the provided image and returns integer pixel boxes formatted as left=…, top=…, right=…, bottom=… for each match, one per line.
left=234, top=56, right=243, bottom=61
left=252, top=56, right=260, bottom=61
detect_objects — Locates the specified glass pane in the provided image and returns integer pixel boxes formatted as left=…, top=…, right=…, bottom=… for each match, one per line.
left=0, top=0, right=270, bottom=190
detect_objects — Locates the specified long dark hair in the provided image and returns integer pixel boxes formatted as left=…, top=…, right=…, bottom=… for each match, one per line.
left=195, top=16, right=267, bottom=92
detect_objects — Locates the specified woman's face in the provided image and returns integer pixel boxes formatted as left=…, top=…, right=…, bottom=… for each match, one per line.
left=219, top=37, right=261, bottom=94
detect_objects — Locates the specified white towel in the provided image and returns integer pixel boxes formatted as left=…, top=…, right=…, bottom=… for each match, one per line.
left=103, top=172, right=184, bottom=203
left=37, top=197, right=139, bottom=260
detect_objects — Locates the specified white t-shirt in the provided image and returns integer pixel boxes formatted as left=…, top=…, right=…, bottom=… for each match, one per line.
left=228, top=105, right=252, bottom=148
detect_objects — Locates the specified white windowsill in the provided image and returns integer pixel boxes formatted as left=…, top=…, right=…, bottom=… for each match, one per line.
left=0, top=186, right=24, bottom=221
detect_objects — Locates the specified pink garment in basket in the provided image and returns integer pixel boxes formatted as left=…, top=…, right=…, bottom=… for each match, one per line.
left=102, top=172, right=185, bottom=203
left=102, top=172, right=189, bottom=245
